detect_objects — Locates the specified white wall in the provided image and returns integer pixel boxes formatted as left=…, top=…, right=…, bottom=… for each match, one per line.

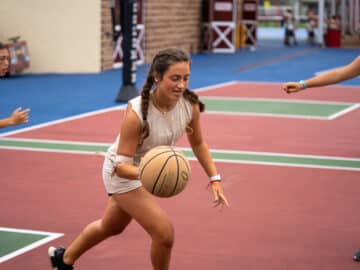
left=0, top=0, right=101, bottom=73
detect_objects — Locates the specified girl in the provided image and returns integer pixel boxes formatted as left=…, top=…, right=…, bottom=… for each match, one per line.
left=48, top=48, right=229, bottom=270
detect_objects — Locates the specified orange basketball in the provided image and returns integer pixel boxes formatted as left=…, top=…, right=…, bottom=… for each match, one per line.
left=139, top=146, right=191, bottom=197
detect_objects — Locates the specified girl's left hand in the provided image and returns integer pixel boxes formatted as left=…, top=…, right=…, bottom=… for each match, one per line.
left=210, top=181, right=229, bottom=208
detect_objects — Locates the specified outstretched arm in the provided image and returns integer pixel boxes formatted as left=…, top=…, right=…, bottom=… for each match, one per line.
left=0, top=107, right=30, bottom=128
left=282, top=56, right=360, bottom=93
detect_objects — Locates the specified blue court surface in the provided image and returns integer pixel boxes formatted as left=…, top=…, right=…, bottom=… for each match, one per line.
left=0, top=35, right=359, bottom=134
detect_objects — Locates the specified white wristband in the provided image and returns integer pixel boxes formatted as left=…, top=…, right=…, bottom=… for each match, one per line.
left=209, top=174, right=221, bottom=181
left=299, top=80, right=307, bottom=90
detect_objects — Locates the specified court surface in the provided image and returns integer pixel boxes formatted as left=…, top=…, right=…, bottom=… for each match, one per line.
left=1, top=42, right=360, bottom=270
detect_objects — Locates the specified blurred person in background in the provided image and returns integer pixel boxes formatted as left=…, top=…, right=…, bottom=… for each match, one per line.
left=0, top=42, right=30, bottom=128
left=0, top=43, right=10, bottom=76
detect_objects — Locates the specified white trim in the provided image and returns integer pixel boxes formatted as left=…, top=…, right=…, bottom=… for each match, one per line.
left=201, top=96, right=356, bottom=105
left=2, top=139, right=360, bottom=171
left=211, top=21, right=236, bottom=53
left=197, top=158, right=360, bottom=172
left=112, top=24, right=145, bottom=68
left=328, top=103, right=360, bottom=119
left=0, top=105, right=126, bottom=138
left=0, top=82, right=237, bottom=137
left=204, top=111, right=330, bottom=120
left=0, top=227, right=63, bottom=264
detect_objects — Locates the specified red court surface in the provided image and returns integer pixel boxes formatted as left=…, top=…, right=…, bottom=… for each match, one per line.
left=1, top=150, right=360, bottom=270
left=9, top=83, right=360, bottom=157
left=199, top=82, right=360, bottom=103
left=2, top=82, right=360, bottom=270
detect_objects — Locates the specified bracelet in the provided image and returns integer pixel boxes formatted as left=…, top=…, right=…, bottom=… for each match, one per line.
left=209, top=174, right=221, bottom=181
left=299, top=80, right=307, bottom=90
left=210, top=180, right=221, bottom=184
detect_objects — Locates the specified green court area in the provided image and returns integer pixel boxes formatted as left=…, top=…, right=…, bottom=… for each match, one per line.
left=201, top=97, right=359, bottom=119
left=1, top=138, right=360, bottom=171
left=0, top=227, right=62, bottom=263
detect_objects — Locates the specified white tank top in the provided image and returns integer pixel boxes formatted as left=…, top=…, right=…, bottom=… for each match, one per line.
left=107, top=94, right=193, bottom=165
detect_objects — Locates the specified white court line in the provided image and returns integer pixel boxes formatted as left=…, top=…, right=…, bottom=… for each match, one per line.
left=0, top=227, right=63, bottom=264
left=0, top=105, right=126, bottom=138
left=1, top=80, right=357, bottom=138
left=205, top=111, right=329, bottom=120
left=0, top=146, right=99, bottom=155
left=197, top=158, right=360, bottom=172
left=178, top=147, right=360, bottom=161
left=0, top=137, right=110, bottom=146
left=201, top=96, right=359, bottom=120
left=4, top=137, right=360, bottom=161
left=0, top=81, right=238, bottom=138
left=201, top=96, right=355, bottom=105
left=1, top=138, right=360, bottom=171
left=328, top=103, right=360, bottom=120
left=194, top=81, right=238, bottom=92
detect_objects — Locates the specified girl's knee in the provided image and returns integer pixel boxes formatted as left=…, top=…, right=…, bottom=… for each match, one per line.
left=152, top=222, right=175, bottom=248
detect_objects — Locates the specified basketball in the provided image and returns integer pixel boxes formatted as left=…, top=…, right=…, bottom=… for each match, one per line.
left=139, top=146, right=191, bottom=197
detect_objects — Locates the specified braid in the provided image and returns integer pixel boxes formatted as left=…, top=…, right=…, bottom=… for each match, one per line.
left=139, top=73, right=154, bottom=144
left=183, top=89, right=205, bottom=112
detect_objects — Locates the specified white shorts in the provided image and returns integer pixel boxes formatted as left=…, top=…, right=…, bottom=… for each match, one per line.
left=102, top=157, right=142, bottom=195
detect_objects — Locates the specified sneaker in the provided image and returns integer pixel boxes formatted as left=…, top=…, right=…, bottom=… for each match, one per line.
left=353, top=249, right=360, bottom=262
left=48, top=246, right=74, bottom=270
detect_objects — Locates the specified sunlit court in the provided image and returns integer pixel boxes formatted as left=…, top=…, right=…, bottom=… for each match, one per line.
left=1, top=1, right=360, bottom=270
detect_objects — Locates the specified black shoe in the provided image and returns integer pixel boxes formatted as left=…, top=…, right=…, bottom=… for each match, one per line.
left=48, top=246, right=74, bottom=270
left=353, top=249, right=360, bottom=261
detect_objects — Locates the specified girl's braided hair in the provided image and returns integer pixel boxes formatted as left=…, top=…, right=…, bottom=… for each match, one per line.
left=139, top=48, right=205, bottom=143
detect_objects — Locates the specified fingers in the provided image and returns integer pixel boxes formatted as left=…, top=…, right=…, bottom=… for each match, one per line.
left=212, top=190, right=229, bottom=208
left=219, top=193, right=230, bottom=207
left=282, top=83, right=302, bottom=94
left=282, top=85, right=295, bottom=94
left=21, top=108, right=31, bottom=114
left=18, top=110, right=29, bottom=123
left=11, top=107, right=30, bottom=124
left=209, top=181, right=229, bottom=208
left=13, top=107, right=22, bottom=113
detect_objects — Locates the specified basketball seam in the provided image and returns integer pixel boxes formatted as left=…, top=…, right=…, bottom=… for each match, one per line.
left=177, top=155, right=190, bottom=173
left=170, top=148, right=180, bottom=196
left=174, top=155, right=190, bottom=195
left=151, top=154, right=175, bottom=195
left=139, top=150, right=176, bottom=179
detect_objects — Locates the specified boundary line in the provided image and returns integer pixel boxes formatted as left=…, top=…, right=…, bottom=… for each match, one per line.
left=200, top=96, right=356, bottom=105
left=205, top=111, right=329, bottom=120
left=1, top=138, right=360, bottom=172
left=0, top=227, right=63, bottom=264
left=201, top=96, right=359, bottom=119
left=0, top=81, right=238, bottom=138
left=328, top=103, right=360, bottom=120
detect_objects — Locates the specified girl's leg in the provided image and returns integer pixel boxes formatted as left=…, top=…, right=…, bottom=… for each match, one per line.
left=113, top=187, right=174, bottom=270
left=63, top=197, right=132, bottom=265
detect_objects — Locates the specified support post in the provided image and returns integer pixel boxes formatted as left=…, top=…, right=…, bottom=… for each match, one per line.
left=115, top=0, right=138, bottom=102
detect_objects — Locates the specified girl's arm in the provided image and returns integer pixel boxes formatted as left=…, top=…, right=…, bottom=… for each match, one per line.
left=186, top=104, right=229, bottom=207
left=113, top=103, right=142, bottom=179
left=282, top=56, right=360, bottom=93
